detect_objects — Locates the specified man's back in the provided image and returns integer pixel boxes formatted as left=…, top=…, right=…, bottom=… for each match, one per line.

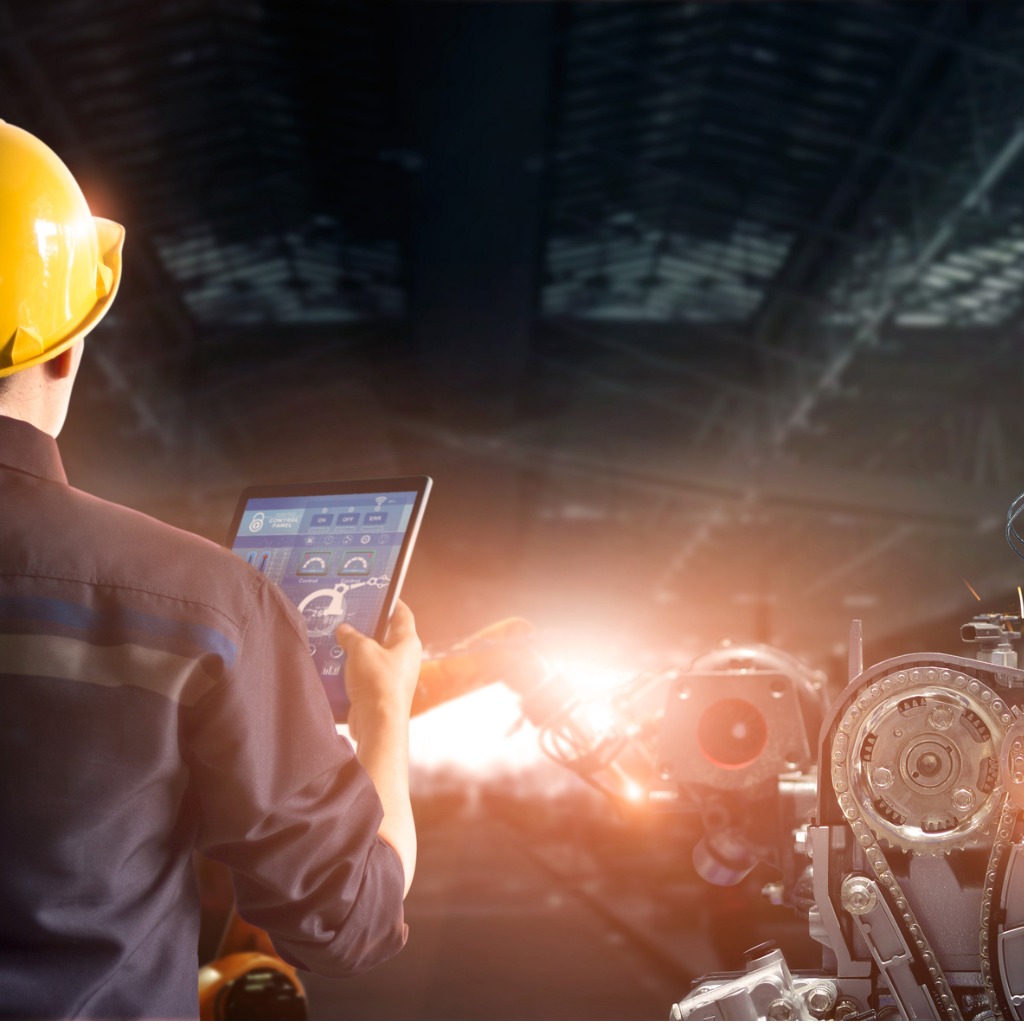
left=0, top=416, right=407, bottom=1018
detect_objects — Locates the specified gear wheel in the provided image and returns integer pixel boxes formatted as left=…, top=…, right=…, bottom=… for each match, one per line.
left=1000, top=709, right=1024, bottom=809
left=831, top=666, right=1012, bottom=855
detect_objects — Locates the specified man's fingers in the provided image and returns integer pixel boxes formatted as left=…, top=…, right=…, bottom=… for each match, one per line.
left=335, top=601, right=417, bottom=650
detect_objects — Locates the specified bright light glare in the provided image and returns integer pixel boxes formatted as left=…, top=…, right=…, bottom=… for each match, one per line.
left=623, top=778, right=645, bottom=803
left=339, top=646, right=641, bottom=784
left=33, top=218, right=59, bottom=254
left=546, top=653, right=636, bottom=700
left=574, top=699, right=618, bottom=739
left=408, top=686, right=544, bottom=775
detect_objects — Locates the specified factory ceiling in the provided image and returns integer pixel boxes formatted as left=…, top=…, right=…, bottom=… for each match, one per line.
left=5, top=0, right=1024, bottom=679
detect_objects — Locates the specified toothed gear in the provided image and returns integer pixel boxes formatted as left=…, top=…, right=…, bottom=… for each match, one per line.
left=831, top=667, right=1012, bottom=856
left=1000, top=709, right=1024, bottom=809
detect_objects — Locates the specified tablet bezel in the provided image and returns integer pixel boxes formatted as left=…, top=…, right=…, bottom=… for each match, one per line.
left=224, top=475, right=431, bottom=719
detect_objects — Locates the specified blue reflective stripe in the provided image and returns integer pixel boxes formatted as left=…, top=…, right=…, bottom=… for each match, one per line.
left=0, top=595, right=237, bottom=667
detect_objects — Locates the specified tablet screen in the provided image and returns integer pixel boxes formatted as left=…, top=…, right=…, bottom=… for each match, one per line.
left=226, top=477, right=431, bottom=721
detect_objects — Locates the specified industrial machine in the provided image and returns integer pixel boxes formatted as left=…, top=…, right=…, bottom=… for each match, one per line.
left=200, top=500, right=1024, bottom=1019
left=508, top=610, right=1024, bottom=1020
left=199, top=606, right=1024, bottom=1020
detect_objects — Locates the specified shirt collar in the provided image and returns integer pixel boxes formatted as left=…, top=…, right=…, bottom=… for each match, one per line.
left=0, top=415, right=68, bottom=485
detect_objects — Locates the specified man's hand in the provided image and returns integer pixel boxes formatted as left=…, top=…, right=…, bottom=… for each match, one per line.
left=335, top=600, right=421, bottom=895
left=336, top=600, right=421, bottom=743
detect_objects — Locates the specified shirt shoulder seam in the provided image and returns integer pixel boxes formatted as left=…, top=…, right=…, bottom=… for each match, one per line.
left=0, top=570, right=249, bottom=633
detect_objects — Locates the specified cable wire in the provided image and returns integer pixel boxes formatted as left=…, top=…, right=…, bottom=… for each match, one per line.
left=1007, top=490, right=1024, bottom=560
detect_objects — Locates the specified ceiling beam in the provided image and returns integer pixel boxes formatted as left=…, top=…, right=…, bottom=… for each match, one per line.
left=748, top=1, right=966, bottom=345
left=397, top=4, right=556, bottom=422
left=394, top=417, right=1013, bottom=531
left=774, top=118, right=1024, bottom=448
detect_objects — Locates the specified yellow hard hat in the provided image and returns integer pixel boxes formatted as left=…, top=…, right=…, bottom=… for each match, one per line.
left=0, top=121, right=125, bottom=377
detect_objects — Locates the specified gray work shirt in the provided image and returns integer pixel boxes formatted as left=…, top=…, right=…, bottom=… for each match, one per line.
left=0, top=415, right=406, bottom=1019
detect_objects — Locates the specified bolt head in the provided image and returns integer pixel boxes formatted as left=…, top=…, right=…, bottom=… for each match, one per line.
left=806, top=985, right=836, bottom=1015
left=766, top=997, right=796, bottom=1021
left=841, top=876, right=877, bottom=916
left=848, top=889, right=870, bottom=911
left=833, top=996, right=861, bottom=1019
left=952, top=787, right=975, bottom=811
left=928, top=706, right=955, bottom=730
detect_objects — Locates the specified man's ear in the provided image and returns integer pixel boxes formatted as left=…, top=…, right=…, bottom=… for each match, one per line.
left=47, top=345, right=78, bottom=381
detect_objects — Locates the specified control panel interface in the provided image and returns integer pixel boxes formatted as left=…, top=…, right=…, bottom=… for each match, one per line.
left=230, top=489, right=419, bottom=716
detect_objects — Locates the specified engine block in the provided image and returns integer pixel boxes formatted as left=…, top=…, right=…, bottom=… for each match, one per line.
left=670, top=620, right=1024, bottom=1020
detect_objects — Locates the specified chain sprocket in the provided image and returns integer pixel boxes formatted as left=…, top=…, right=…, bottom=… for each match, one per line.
left=831, top=666, right=1012, bottom=856
left=829, top=665, right=1018, bottom=1019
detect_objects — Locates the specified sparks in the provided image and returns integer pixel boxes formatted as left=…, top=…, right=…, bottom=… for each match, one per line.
left=1018, top=585, right=1023, bottom=619
left=963, top=577, right=982, bottom=602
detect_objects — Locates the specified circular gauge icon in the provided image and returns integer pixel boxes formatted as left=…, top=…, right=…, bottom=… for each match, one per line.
left=297, top=552, right=330, bottom=576
left=298, top=586, right=348, bottom=638
left=340, top=551, right=374, bottom=576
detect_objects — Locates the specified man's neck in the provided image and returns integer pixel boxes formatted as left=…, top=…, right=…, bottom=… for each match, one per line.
left=0, top=346, right=79, bottom=437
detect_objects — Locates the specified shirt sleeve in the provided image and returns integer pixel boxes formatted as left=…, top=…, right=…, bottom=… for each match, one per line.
left=182, top=572, right=407, bottom=976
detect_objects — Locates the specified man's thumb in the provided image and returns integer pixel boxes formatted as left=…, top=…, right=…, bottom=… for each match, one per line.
left=335, top=622, right=358, bottom=648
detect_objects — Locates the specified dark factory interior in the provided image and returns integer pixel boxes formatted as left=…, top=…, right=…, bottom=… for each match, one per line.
left=6, top=1, right=1024, bottom=1019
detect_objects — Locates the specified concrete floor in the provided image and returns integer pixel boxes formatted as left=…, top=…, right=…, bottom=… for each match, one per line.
left=303, top=788, right=819, bottom=1020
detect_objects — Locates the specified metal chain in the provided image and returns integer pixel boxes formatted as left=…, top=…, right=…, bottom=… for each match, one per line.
left=834, top=791, right=962, bottom=1018
left=980, top=797, right=1018, bottom=1019
left=828, top=665, right=1013, bottom=1021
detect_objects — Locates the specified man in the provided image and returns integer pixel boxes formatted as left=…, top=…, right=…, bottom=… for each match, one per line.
left=0, top=121, right=421, bottom=1018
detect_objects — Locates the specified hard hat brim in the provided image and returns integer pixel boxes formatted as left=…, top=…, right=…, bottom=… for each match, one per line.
left=0, top=216, right=124, bottom=378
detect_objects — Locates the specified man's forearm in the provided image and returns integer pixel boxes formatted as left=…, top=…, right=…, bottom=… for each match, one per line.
left=336, top=600, right=421, bottom=898
left=353, top=711, right=416, bottom=897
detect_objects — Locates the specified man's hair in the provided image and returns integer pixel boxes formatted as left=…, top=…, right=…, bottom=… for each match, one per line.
left=0, top=374, right=13, bottom=400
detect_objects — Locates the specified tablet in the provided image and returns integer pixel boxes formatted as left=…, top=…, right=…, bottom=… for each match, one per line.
left=225, top=476, right=431, bottom=721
